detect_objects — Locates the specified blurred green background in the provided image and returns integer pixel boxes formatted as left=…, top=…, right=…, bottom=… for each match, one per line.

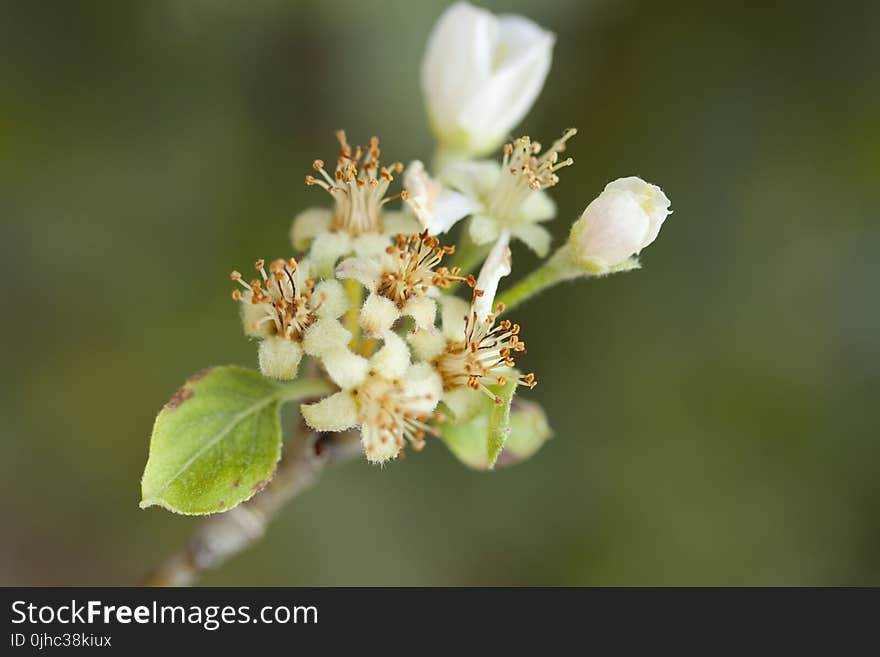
left=2, top=0, right=878, bottom=585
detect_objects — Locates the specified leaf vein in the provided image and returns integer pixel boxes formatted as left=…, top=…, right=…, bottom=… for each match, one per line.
left=148, top=395, right=277, bottom=499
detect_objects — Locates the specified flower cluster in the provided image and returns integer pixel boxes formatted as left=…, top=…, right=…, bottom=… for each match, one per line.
left=230, top=2, right=671, bottom=467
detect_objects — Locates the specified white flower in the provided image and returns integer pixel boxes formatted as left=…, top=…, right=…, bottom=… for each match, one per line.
left=305, top=132, right=404, bottom=236
left=403, top=160, right=478, bottom=235
left=293, top=132, right=421, bottom=277
left=569, top=176, right=672, bottom=273
left=301, top=332, right=443, bottom=464
left=307, top=228, right=391, bottom=279
left=442, top=130, right=575, bottom=256
left=292, top=207, right=419, bottom=255
left=290, top=207, right=335, bottom=252
left=408, top=233, right=535, bottom=419
left=336, top=230, right=475, bottom=337
left=422, top=2, right=555, bottom=158
left=230, top=257, right=349, bottom=379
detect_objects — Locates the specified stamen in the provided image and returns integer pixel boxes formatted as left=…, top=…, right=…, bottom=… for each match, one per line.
left=353, top=376, right=440, bottom=462
left=486, top=129, right=577, bottom=223
left=229, top=256, right=317, bottom=341
left=434, top=288, right=537, bottom=401
left=306, top=132, right=404, bottom=235
left=376, top=230, right=474, bottom=307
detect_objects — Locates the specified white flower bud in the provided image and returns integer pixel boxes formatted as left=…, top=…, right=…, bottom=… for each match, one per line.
left=257, top=337, right=303, bottom=381
left=569, top=177, right=671, bottom=273
left=421, top=2, right=554, bottom=158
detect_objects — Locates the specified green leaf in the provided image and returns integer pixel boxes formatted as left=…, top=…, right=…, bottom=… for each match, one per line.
left=140, top=366, right=330, bottom=515
left=486, top=379, right=517, bottom=469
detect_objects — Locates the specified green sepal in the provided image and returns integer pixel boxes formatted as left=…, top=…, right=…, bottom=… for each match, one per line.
left=440, top=384, right=552, bottom=471
left=486, top=379, right=517, bottom=469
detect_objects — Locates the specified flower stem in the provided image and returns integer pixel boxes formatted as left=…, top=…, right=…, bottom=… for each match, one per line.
left=496, top=244, right=642, bottom=314
left=144, top=364, right=345, bottom=587
left=277, top=377, right=335, bottom=403
left=143, top=426, right=361, bottom=586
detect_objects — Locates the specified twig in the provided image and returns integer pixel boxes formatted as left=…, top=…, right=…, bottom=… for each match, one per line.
left=143, top=428, right=361, bottom=586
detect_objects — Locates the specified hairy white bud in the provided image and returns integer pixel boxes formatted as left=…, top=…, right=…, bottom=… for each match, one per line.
left=569, top=177, right=671, bottom=273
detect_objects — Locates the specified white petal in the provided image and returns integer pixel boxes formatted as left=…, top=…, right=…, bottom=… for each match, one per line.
left=474, top=231, right=512, bottom=320
left=604, top=176, right=672, bottom=248
left=407, top=328, right=446, bottom=362
left=429, top=189, right=479, bottom=234
left=302, top=318, right=352, bottom=357
left=404, top=160, right=435, bottom=207
left=401, top=362, right=443, bottom=415
left=321, top=347, right=369, bottom=390
left=238, top=290, right=273, bottom=338
left=352, top=233, right=392, bottom=259
left=382, top=209, right=421, bottom=237
left=361, top=424, right=403, bottom=465
left=369, top=331, right=411, bottom=380
left=404, top=160, right=476, bottom=235
left=401, top=295, right=437, bottom=330
left=257, top=337, right=302, bottom=381
left=335, top=256, right=381, bottom=290
left=302, top=391, right=359, bottom=432
left=512, top=222, right=552, bottom=257
left=438, top=294, right=471, bottom=341
left=458, top=15, right=554, bottom=148
left=442, top=159, right=500, bottom=200
left=290, top=207, right=332, bottom=251
left=442, top=387, right=484, bottom=422
left=569, top=188, right=651, bottom=271
left=421, top=3, right=495, bottom=149
left=313, top=279, right=349, bottom=319
left=309, top=231, right=353, bottom=278
left=421, top=5, right=554, bottom=157
left=468, top=213, right=500, bottom=245
left=519, top=189, right=556, bottom=223
left=378, top=249, right=402, bottom=273
left=359, top=292, right=400, bottom=337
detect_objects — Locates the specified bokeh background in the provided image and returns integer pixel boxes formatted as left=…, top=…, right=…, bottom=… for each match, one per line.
left=2, top=0, right=878, bottom=585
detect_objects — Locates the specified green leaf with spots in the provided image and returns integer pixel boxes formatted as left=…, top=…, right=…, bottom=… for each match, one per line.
left=140, top=366, right=330, bottom=515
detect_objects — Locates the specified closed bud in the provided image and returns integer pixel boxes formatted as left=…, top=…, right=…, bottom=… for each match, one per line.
left=569, top=176, right=671, bottom=273
left=421, top=2, right=554, bottom=158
